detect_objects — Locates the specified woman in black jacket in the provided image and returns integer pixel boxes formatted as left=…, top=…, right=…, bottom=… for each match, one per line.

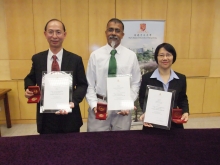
left=139, top=43, right=189, bottom=129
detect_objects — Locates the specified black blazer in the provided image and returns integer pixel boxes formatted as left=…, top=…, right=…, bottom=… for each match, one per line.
left=139, top=71, right=189, bottom=114
left=24, top=49, right=88, bottom=133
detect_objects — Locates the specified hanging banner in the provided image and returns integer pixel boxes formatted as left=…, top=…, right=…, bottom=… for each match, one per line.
left=121, top=20, right=165, bottom=125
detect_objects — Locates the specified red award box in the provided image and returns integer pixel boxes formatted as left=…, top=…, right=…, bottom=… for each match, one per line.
left=96, top=103, right=107, bottom=120
left=172, top=108, right=187, bottom=124
left=27, top=86, right=41, bottom=103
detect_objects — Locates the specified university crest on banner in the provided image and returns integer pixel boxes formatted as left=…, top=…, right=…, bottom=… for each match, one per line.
left=121, top=20, right=165, bottom=125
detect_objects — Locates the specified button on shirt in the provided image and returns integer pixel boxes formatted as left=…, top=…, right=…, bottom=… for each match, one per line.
left=86, top=44, right=141, bottom=109
left=150, top=68, right=179, bottom=91
left=47, top=49, right=63, bottom=72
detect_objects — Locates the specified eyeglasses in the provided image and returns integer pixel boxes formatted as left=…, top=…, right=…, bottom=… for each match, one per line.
left=158, top=54, right=173, bottom=58
left=46, top=30, right=63, bottom=36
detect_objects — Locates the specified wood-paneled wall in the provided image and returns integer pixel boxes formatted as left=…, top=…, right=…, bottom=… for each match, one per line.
left=1, top=0, right=220, bottom=124
left=1, top=0, right=219, bottom=78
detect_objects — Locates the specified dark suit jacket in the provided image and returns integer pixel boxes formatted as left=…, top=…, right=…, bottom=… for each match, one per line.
left=139, top=71, right=189, bottom=114
left=24, top=49, right=88, bottom=133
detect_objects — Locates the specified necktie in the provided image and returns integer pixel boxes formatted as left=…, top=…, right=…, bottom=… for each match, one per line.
left=51, top=55, right=60, bottom=71
left=108, top=49, right=117, bottom=76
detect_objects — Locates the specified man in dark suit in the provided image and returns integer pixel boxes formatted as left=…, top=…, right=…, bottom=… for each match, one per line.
left=24, top=19, right=88, bottom=134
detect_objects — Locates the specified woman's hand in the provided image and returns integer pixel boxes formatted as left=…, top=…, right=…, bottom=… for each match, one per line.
left=140, top=113, right=153, bottom=127
left=181, top=112, right=189, bottom=122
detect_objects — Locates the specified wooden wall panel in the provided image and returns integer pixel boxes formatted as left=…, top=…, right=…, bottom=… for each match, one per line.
left=0, top=81, right=20, bottom=120
left=83, top=60, right=88, bottom=71
left=142, top=0, right=167, bottom=41
left=210, top=59, right=220, bottom=77
left=166, top=0, right=191, bottom=59
left=189, top=0, right=215, bottom=59
left=0, top=0, right=9, bottom=82
left=142, top=0, right=167, bottom=20
left=172, top=59, right=210, bottom=77
left=61, top=0, right=89, bottom=60
left=0, top=60, right=11, bottom=80
left=33, top=0, right=61, bottom=53
left=211, top=0, right=220, bottom=59
left=203, top=78, right=220, bottom=113
left=116, top=0, right=142, bottom=19
left=0, top=0, right=9, bottom=60
left=210, top=0, right=220, bottom=79
left=10, top=60, right=32, bottom=80
left=17, top=81, right=36, bottom=119
left=89, top=0, right=115, bottom=54
left=4, top=0, right=35, bottom=60
left=84, top=101, right=89, bottom=119
left=0, top=0, right=9, bottom=80
left=187, top=78, right=205, bottom=114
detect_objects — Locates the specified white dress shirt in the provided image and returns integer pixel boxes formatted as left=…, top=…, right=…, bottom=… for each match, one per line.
left=47, top=48, right=63, bottom=72
left=86, top=44, right=141, bottom=110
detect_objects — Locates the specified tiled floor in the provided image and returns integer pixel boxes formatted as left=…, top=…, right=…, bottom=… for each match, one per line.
left=1, top=116, right=220, bottom=137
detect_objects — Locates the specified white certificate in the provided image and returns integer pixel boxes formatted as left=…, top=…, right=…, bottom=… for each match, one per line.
left=107, top=76, right=133, bottom=110
left=43, top=73, right=71, bottom=112
left=144, top=89, right=172, bottom=127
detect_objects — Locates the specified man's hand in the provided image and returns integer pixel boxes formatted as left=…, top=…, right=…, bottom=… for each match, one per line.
left=117, top=110, right=129, bottom=116
left=25, top=89, right=34, bottom=98
left=55, top=110, right=68, bottom=115
left=93, top=107, right=97, bottom=113
left=140, top=113, right=153, bottom=127
left=117, top=106, right=137, bottom=116
left=93, top=107, right=108, bottom=117
left=69, top=102, right=74, bottom=108
left=55, top=102, right=74, bottom=115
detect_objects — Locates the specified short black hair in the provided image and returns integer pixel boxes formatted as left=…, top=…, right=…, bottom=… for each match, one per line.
left=44, top=19, right=66, bottom=32
left=107, top=18, right=124, bottom=31
left=154, top=43, right=177, bottom=64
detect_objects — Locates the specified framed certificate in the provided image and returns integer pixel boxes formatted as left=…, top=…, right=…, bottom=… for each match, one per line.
left=107, top=75, right=133, bottom=111
left=40, top=71, right=73, bottom=113
left=143, top=85, right=176, bottom=130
